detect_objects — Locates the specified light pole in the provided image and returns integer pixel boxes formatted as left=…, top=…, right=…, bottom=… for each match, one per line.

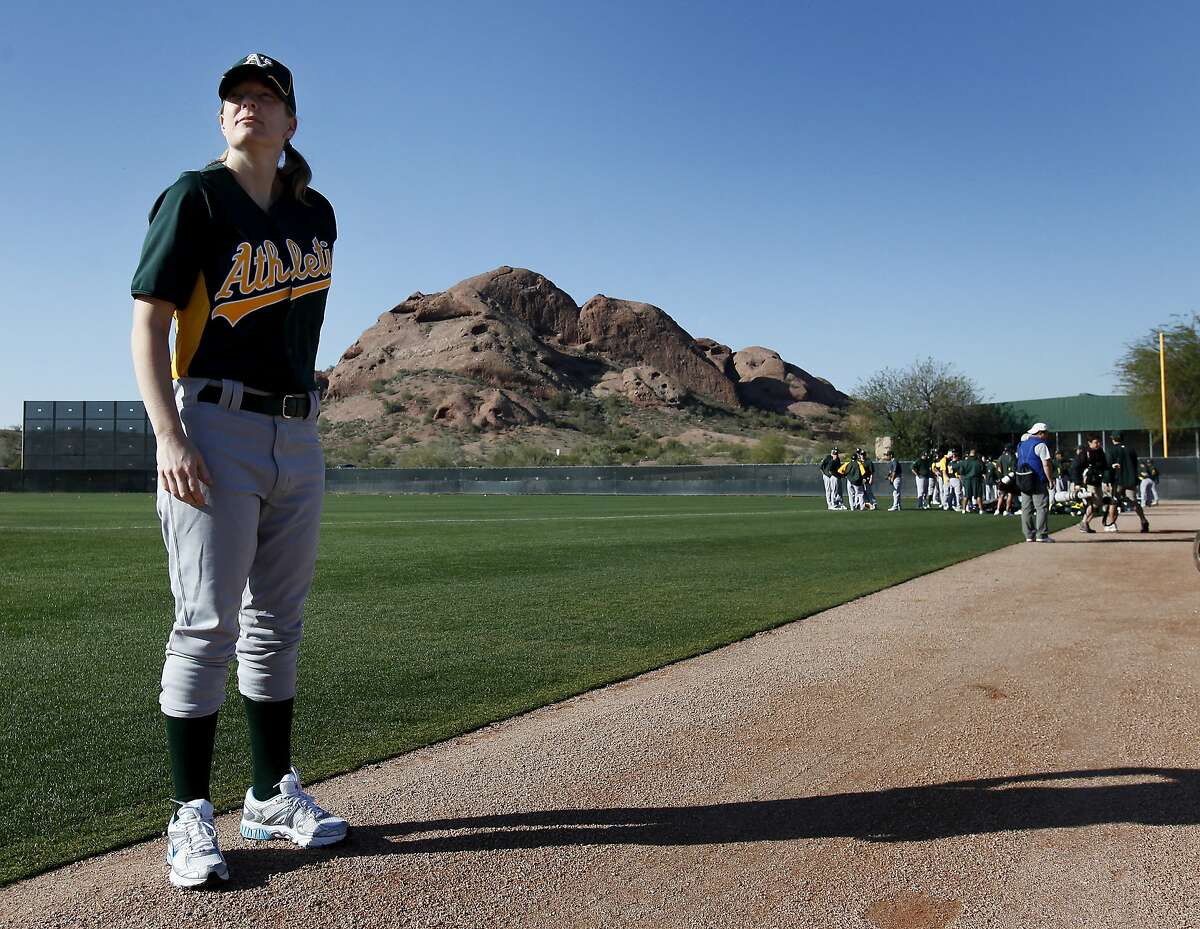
left=1159, top=332, right=1169, bottom=457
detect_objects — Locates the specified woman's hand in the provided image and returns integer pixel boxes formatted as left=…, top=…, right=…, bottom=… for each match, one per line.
left=131, top=296, right=214, bottom=507
left=155, top=430, right=212, bottom=507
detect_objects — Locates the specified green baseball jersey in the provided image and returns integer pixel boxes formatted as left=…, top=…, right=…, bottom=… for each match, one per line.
left=1109, top=444, right=1140, bottom=489
left=956, top=457, right=982, bottom=481
left=131, top=163, right=336, bottom=394
left=912, top=456, right=931, bottom=477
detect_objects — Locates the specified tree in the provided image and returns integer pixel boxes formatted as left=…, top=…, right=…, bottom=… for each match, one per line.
left=0, top=427, right=21, bottom=469
left=850, top=358, right=989, bottom=457
left=1117, top=315, right=1200, bottom=440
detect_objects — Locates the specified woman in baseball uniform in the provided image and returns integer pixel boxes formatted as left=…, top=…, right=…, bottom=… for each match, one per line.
left=131, top=53, right=347, bottom=889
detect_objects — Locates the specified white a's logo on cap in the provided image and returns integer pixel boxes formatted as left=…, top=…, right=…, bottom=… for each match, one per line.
left=244, top=53, right=274, bottom=67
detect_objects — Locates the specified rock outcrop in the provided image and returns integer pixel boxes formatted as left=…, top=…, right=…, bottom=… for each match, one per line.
left=592, top=366, right=685, bottom=406
left=323, top=266, right=849, bottom=431
left=694, top=338, right=735, bottom=378
left=576, top=297, right=741, bottom=408
left=733, top=346, right=849, bottom=416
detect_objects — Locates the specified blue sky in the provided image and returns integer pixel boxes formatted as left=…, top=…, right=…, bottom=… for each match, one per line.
left=1, top=1, right=1195, bottom=428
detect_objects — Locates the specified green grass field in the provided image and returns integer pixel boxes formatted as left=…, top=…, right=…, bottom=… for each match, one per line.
left=0, top=493, right=1071, bottom=885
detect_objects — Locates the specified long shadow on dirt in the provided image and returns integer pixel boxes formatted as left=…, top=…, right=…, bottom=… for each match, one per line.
left=221, top=767, right=1199, bottom=888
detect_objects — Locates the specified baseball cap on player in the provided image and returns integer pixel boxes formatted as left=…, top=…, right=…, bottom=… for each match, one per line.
left=219, top=53, right=297, bottom=114
left=1028, top=422, right=1048, bottom=434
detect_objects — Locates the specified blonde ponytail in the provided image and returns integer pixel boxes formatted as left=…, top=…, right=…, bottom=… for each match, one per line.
left=279, top=140, right=312, bottom=204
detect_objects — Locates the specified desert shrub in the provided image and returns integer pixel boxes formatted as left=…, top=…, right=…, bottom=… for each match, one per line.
left=600, top=394, right=629, bottom=419
left=542, top=392, right=573, bottom=412
left=395, top=438, right=463, bottom=468
left=714, top=442, right=752, bottom=463
left=329, top=439, right=372, bottom=467
left=747, top=434, right=789, bottom=464
left=602, top=433, right=658, bottom=463
left=488, top=443, right=558, bottom=467
left=561, top=443, right=620, bottom=466
left=558, top=401, right=608, bottom=435
left=463, top=358, right=526, bottom=387
left=655, top=440, right=698, bottom=466
left=367, top=449, right=397, bottom=468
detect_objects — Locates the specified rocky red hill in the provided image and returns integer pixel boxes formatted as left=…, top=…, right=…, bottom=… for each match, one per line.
left=317, top=267, right=848, bottom=467
left=325, top=266, right=847, bottom=419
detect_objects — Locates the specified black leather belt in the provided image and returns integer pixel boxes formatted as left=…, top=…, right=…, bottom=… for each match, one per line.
left=197, top=385, right=312, bottom=419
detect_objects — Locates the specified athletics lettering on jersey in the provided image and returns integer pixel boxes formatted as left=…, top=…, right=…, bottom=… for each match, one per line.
left=132, top=164, right=337, bottom=392
left=212, top=237, right=333, bottom=327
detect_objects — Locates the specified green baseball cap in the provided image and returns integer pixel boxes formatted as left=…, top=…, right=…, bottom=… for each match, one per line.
left=219, top=53, right=297, bottom=113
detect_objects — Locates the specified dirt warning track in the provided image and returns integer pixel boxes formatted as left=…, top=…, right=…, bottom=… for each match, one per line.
left=6, top=503, right=1199, bottom=929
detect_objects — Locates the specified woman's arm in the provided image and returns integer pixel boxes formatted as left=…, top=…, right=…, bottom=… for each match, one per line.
left=131, top=297, right=212, bottom=507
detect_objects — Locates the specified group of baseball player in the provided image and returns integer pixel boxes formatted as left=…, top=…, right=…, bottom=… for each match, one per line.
left=817, top=425, right=1160, bottom=540
left=818, top=447, right=886, bottom=510
left=820, top=444, right=1018, bottom=514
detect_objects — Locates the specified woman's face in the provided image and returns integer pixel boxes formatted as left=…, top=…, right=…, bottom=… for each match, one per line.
left=219, top=78, right=296, bottom=153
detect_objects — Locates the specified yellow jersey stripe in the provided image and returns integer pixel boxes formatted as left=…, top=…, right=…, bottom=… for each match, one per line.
left=291, top=278, right=331, bottom=299
left=211, top=287, right=291, bottom=327
left=172, top=272, right=211, bottom=379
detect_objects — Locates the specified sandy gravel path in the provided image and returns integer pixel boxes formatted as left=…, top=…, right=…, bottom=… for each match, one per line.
left=6, top=503, right=1199, bottom=929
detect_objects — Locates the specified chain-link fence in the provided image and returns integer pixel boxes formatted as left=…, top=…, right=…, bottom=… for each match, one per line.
left=324, top=464, right=825, bottom=495
left=1, top=458, right=1196, bottom=497
left=0, top=470, right=156, bottom=492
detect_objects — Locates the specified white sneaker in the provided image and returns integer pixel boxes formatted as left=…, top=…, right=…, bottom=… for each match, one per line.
left=166, top=799, right=228, bottom=889
left=1103, top=524, right=1118, bottom=533
left=240, top=767, right=349, bottom=848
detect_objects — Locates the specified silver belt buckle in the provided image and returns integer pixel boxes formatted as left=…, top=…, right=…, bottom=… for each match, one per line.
left=281, top=394, right=307, bottom=419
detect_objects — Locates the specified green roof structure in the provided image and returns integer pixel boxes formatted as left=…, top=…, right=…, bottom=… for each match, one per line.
left=988, top=393, right=1197, bottom=433
left=989, top=394, right=1146, bottom=432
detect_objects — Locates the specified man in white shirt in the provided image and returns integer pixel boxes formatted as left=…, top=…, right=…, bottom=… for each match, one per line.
left=1016, top=423, right=1055, bottom=542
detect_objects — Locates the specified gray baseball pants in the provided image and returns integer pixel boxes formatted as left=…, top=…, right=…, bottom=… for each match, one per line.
left=158, top=377, right=324, bottom=718
left=1019, top=490, right=1049, bottom=541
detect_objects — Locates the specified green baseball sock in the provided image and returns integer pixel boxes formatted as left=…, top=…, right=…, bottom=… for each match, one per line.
left=164, top=711, right=219, bottom=805
left=243, top=695, right=294, bottom=801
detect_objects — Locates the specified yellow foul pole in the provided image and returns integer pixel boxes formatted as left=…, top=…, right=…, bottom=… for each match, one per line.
left=1159, top=331, right=1169, bottom=457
